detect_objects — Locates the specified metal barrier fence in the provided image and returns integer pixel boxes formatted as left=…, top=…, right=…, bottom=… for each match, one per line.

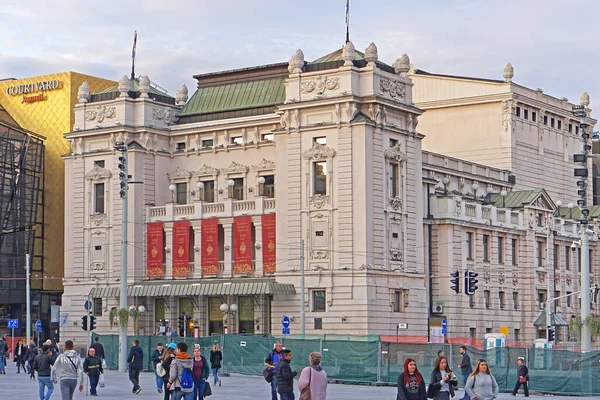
left=92, top=334, right=600, bottom=395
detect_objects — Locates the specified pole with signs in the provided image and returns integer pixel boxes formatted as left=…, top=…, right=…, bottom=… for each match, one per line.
left=26, top=254, right=31, bottom=345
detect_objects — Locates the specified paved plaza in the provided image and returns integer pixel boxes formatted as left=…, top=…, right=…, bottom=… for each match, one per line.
left=0, top=364, right=594, bottom=400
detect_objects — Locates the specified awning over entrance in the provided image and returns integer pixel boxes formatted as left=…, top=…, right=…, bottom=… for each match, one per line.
left=88, top=281, right=296, bottom=298
left=533, top=312, right=569, bottom=327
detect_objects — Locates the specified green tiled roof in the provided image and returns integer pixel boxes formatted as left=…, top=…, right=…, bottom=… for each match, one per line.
left=488, top=189, right=544, bottom=208
left=93, top=78, right=172, bottom=97
left=312, top=48, right=365, bottom=64
left=555, top=205, right=600, bottom=220
left=180, top=78, right=285, bottom=116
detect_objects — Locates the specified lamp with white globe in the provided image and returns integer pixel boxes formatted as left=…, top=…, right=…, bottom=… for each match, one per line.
left=258, top=176, right=265, bottom=196
left=227, top=179, right=235, bottom=199
left=197, top=181, right=205, bottom=201
left=472, top=183, right=479, bottom=199
left=500, top=189, right=508, bottom=208
left=220, top=302, right=238, bottom=334
left=441, top=176, right=450, bottom=195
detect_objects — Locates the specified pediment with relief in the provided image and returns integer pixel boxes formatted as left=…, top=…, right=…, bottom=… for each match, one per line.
left=193, top=164, right=219, bottom=176
left=222, top=161, right=248, bottom=173
left=302, top=143, right=336, bottom=160
left=384, top=143, right=406, bottom=163
left=167, top=167, right=191, bottom=180
left=85, top=164, right=112, bottom=181
left=525, top=190, right=555, bottom=211
left=251, top=158, right=275, bottom=171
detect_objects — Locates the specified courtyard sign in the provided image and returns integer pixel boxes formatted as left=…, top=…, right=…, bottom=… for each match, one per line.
left=5, top=79, right=61, bottom=96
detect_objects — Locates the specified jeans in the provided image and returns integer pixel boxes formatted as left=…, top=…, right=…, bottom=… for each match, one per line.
left=38, top=376, right=54, bottom=400
left=211, top=367, right=219, bottom=384
left=16, top=356, right=25, bottom=372
left=60, top=379, right=78, bottom=400
left=270, top=373, right=278, bottom=400
left=129, top=368, right=141, bottom=391
left=155, top=371, right=164, bottom=390
left=171, top=390, right=194, bottom=400
left=0, top=355, right=5, bottom=373
left=461, top=374, right=470, bottom=400
left=89, top=374, right=99, bottom=395
left=193, top=379, right=205, bottom=400
left=29, top=360, right=35, bottom=377
left=280, top=393, right=295, bottom=400
left=512, top=379, right=529, bottom=397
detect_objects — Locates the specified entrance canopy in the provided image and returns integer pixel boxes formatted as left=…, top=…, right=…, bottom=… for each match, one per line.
left=533, top=312, right=569, bottom=327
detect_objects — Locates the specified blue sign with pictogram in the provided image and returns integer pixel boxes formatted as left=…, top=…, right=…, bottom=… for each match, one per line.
left=36, top=320, right=42, bottom=333
left=281, top=316, right=291, bottom=328
left=7, top=319, right=18, bottom=329
left=282, top=327, right=290, bottom=335
left=441, top=318, right=447, bottom=335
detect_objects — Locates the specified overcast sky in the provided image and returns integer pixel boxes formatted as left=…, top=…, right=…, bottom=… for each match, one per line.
left=1, top=0, right=598, bottom=107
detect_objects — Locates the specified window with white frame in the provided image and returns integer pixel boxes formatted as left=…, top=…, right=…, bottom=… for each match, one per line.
left=94, top=183, right=105, bottom=214
left=313, top=161, right=327, bottom=196
left=389, top=163, right=399, bottom=198
left=176, top=183, right=187, bottom=205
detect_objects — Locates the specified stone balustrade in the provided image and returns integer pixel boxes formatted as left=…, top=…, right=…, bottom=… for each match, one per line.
left=147, top=197, right=275, bottom=222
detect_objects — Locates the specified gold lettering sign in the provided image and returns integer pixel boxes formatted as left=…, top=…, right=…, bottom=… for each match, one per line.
left=6, top=79, right=62, bottom=96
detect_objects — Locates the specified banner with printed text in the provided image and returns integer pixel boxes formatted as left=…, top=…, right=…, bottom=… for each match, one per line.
left=201, top=218, right=219, bottom=276
left=262, top=214, right=276, bottom=274
left=172, top=220, right=190, bottom=278
left=234, top=216, right=253, bottom=274
left=146, top=222, right=164, bottom=278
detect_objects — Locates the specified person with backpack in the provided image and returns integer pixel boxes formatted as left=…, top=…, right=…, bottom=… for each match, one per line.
left=83, top=347, right=103, bottom=397
left=166, top=342, right=194, bottom=400
left=0, top=336, right=8, bottom=374
left=33, top=344, right=55, bottom=400
left=264, top=342, right=283, bottom=400
left=159, top=344, right=177, bottom=400
left=127, top=339, right=144, bottom=394
left=26, top=342, right=38, bottom=380
left=152, top=343, right=165, bottom=393
left=51, top=340, right=85, bottom=400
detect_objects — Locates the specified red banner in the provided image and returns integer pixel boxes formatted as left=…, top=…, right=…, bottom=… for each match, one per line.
left=201, top=219, right=219, bottom=276
left=262, top=214, right=276, bottom=274
left=146, top=222, right=164, bottom=278
left=172, top=221, right=190, bottom=277
left=234, top=216, right=253, bottom=274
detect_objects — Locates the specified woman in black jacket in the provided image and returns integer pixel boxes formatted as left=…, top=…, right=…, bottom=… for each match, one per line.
left=25, top=343, right=38, bottom=380
left=209, top=344, right=222, bottom=386
left=428, top=356, right=458, bottom=400
left=160, top=345, right=176, bottom=400
left=511, top=357, right=529, bottom=397
left=397, top=358, right=426, bottom=400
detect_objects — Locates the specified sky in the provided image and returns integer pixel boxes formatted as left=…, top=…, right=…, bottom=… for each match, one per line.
left=1, top=0, right=598, bottom=107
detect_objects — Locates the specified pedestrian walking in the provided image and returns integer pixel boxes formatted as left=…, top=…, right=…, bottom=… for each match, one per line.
left=166, top=342, right=194, bottom=400
left=90, top=337, right=105, bottom=362
left=298, top=351, right=327, bottom=400
left=264, top=342, right=283, bottom=400
left=511, top=357, right=529, bottom=397
left=192, top=345, right=210, bottom=400
left=464, top=359, right=499, bottom=400
left=160, top=344, right=177, bottom=400
left=209, top=344, right=222, bottom=386
left=51, top=340, right=85, bottom=400
left=428, top=356, right=458, bottom=400
left=457, top=346, right=473, bottom=400
left=26, top=342, right=38, bottom=379
left=83, top=347, right=103, bottom=397
left=396, top=358, right=426, bottom=400
left=14, top=340, right=26, bottom=373
left=152, top=343, right=165, bottom=393
left=0, top=336, right=8, bottom=374
left=277, top=349, right=297, bottom=400
left=127, top=339, right=144, bottom=394
left=33, top=344, right=55, bottom=400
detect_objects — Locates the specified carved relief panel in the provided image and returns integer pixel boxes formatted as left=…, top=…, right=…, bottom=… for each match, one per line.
left=388, top=213, right=405, bottom=270
left=89, top=230, right=107, bottom=276
left=310, top=214, right=330, bottom=270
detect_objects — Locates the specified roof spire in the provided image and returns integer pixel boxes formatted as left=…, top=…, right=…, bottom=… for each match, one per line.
left=345, top=0, right=350, bottom=44
left=131, top=31, right=138, bottom=80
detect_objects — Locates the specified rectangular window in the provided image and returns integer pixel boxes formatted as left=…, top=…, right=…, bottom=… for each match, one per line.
left=176, top=183, right=187, bottom=205
left=483, top=235, right=490, bottom=262
left=523, top=109, right=528, bottom=120
left=94, top=183, right=105, bottom=214
left=486, top=328, right=492, bottom=334
left=538, top=291, right=547, bottom=305
left=537, top=213, right=543, bottom=226
left=532, top=111, right=537, bottom=122
left=514, top=329, right=520, bottom=343
left=543, top=115, right=548, bottom=125
left=513, top=292, right=519, bottom=310
left=94, top=160, right=105, bottom=168
left=469, top=295, right=475, bottom=308
left=569, top=123, right=573, bottom=133
left=261, top=133, right=274, bottom=142
left=512, top=239, right=518, bottom=265
left=537, top=241, right=543, bottom=267
left=516, top=106, right=521, bottom=117
left=389, top=163, right=399, bottom=198
left=558, top=120, right=562, bottom=130
left=469, top=328, right=476, bottom=339
left=201, top=139, right=213, bottom=148
left=499, top=291, right=505, bottom=309
left=498, top=236, right=504, bottom=264
left=314, top=318, right=323, bottom=330
left=578, top=248, right=581, bottom=271
left=312, top=290, right=326, bottom=312
left=567, top=292, right=572, bottom=307
left=393, top=290, right=406, bottom=313
left=576, top=126, right=580, bottom=135
left=313, top=161, right=327, bottom=196
left=551, top=117, right=555, bottom=128
left=155, top=298, right=165, bottom=322
left=554, top=244, right=559, bottom=268
left=537, top=329, right=546, bottom=339
left=176, top=142, right=186, bottom=151
left=201, top=180, right=215, bottom=203
left=232, top=178, right=244, bottom=200
left=389, top=138, right=398, bottom=147
left=590, top=250, right=594, bottom=273
left=467, top=232, right=474, bottom=260
left=555, top=291, right=561, bottom=307
left=313, top=137, right=327, bottom=145
left=230, top=136, right=243, bottom=145
left=484, top=290, right=491, bottom=309
left=566, top=246, right=571, bottom=270
left=93, top=298, right=102, bottom=316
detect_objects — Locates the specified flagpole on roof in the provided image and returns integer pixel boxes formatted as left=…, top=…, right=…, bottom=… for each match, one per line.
left=345, top=0, right=350, bottom=44
left=131, top=31, right=138, bottom=80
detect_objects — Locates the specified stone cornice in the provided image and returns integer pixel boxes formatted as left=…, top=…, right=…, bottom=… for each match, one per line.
left=414, top=93, right=511, bottom=110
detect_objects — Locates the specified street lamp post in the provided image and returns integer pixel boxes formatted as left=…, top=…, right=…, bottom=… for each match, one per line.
left=220, top=302, right=238, bottom=334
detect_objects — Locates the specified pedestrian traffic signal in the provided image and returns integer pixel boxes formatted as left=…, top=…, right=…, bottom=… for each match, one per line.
left=118, top=155, right=128, bottom=198
left=89, top=315, right=97, bottom=331
left=548, top=327, right=555, bottom=342
left=81, top=315, right=88, bottom=331
left=465, top=270, right=479, bottom=295
left=450, top=270, right=460, bottom=294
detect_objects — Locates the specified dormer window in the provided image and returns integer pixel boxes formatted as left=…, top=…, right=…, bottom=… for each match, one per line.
left=176, top=142, right=186, bottom=151
left=230, top=136, right=243, bottom=145
left=261, top=133, right=274, bottom=142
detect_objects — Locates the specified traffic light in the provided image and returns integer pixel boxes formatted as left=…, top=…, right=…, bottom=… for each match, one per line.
left=177, top=315, right=184, bottom=331
left=450, top=270, right=460, bottom=294
left=118, top=155, right=128, bottom=198
left=593, top=285, right=599, bottom=303
left=465, top=270, right=479, bottom=295
left=81, top=315, right=88, bottom=331
left=89, top=315, right=97, bottom=331
left=548, top=327, right=555, bottom=342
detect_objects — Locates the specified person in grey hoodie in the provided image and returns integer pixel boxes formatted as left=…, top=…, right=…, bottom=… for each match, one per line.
left=166, top=342, right=194, bottom=400
left=465, top=359, right=499, bottom=400
left=51, top=340, right=85, bottom=400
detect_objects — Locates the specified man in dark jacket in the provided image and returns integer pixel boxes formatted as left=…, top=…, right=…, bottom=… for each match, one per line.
left=457, top=346, right=473, bottom=400
left=25, top=343, right=38, bottom=379
left=0, top=336, right=7, bottom=374
left=151, top=343, right=164, bottom=393
left=127, top=339, right=144, bottom=394
left=264, top=342, right=283, bottom=400
left=276, top=349, right=297, bottom=400
left=14, top=340, right=26, bottom=373
left=511, top=357, right=529, bottom=397
left=33, top=344, right=55, bottom=400
left=83, top=347, right=103, bottom=396
left=90, top=337, right=105, bottom=361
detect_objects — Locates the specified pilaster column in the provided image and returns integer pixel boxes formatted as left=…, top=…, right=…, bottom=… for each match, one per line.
left=254, top=220, right=264, bottom=277
left=164, top=224, right=173, bottom=279
left=191, top=221, right=202, bottom=278
left=223, top=222, right=233, bottom=277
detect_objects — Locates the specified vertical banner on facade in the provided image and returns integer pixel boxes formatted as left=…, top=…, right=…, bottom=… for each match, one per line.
left=146, top=222, right=164, bottom=278
left=201, top=218, right=219, bottom=276
left=172, top=221, right=190, bottom=277
left=234, top=216, right=253, bottom=274
left=262, top=213, right=276, bottom=274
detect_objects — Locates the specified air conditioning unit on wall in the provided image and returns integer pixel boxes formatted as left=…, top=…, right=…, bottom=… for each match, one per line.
left=432, top=304, right=444, bottom=314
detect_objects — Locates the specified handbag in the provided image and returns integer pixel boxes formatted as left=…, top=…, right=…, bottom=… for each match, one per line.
left=299, top=367, right=312, bottom=400
left=263, top=367, right=273, bottom=383
left=203, top=381, right=212, bottom=397
left=99, top=374, right=106, bottom=388
left=519, top=376, right=527, bottom=383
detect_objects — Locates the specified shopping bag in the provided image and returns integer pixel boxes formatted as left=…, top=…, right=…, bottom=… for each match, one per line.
left=101, top=359, right=107, bottom=369
left=99, top=374, right=106, bottom=388
left=203, top=381, right=212, bottom=397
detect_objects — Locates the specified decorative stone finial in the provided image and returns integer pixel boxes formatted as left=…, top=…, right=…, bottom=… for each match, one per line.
left=118, top=75, right=130, bottom=98
left=393, top=54, right=410, bottom=75
left=139, top=76, right=151, bottom=98
left=77, top=81, right=90, bottom=103
left=581, top=91, right=590, bottom=108
left=365, top=42, right=378, bottom=67
left=342, top=41, right=355, bottom=67
left=176, top=85, right=189, bottom=106
left=503, top=63, right=514, bottom=82
left=288, top=49, right=305, bottom=74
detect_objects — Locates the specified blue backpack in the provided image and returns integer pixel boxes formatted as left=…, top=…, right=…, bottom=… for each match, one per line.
left=180, top=367, right=194, bottom=389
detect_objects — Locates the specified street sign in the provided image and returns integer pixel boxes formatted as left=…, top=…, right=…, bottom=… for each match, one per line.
left=35, top=320, right=42, bottom=333
left=441, top=318, right=447, bottom=335
left=281, top=316, right=291, bottom=328
left=60, top=314, right=69, bottom=328
left=84, top=300, right=92, bottom=311
left=282, top=327, right=290, bottom=335
left=398, top=322, right=408, bottom=330
left=7, top=319, right=18, bottom=329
